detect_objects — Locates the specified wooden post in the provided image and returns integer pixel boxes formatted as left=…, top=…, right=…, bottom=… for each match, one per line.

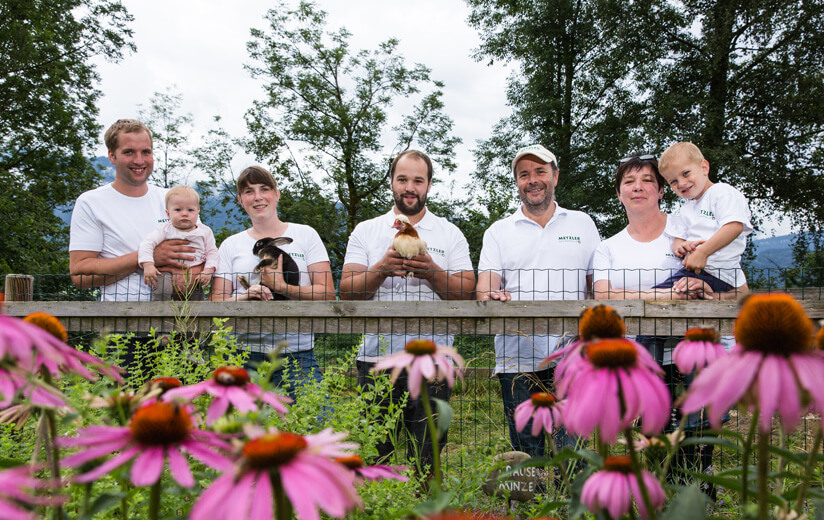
left=4, top=274, right=34, bottom=302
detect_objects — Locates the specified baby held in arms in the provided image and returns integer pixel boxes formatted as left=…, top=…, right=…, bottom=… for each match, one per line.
left=138, top=185, right=218, bottom=299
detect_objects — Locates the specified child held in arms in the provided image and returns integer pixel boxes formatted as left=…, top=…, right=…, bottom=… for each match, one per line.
left=656, top=142, right=752, bottom=295
left=138, top=185, right=218, bottom=299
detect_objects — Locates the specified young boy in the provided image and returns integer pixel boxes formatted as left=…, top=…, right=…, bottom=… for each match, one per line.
left=138, top=185, right=219, bottom=299
left=656, top=142, right=752, bottom=293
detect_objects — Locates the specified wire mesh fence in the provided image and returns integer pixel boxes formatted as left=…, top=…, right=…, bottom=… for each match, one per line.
left=5, top=269, right=824, bottom=479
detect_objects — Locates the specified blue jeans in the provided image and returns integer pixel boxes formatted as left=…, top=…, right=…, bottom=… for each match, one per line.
left=498, top=369, right=575, bottom=458
left=245, top=349, right=322, bottom=401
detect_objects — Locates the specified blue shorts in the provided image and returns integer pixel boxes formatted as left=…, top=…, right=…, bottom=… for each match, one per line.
left=653, top=268, right=733, bottom=293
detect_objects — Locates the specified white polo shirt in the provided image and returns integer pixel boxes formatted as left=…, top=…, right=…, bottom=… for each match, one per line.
left=69, top=184, right=169, bottom=302
left=478, top=203, right=600, bottom=373
left=592, top=221, right=682, bottom=292
left=344, top=208, right=473, bottom=358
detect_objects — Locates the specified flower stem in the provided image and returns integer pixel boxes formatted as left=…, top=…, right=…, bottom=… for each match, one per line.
left=742, top=408, right=759, bottom=504
left=544, top=431, right=573, bottom=496
left=148, top=481, right=161, bottom=520
left=273, top=473, right=293, bottom=520
left=419, top=382, right=442, bottom=488
left=40, top=370, right=64, bottom=520
left=794, top=419, right=823, bottom=512
left=660, top=412, right=689, bottom=480
left=624, top=427, right=658, bottom=520
left=757, top=430, right=770, bottom=520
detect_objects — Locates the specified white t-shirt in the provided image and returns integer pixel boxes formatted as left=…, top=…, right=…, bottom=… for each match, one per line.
left=478, top=203, right=601, bottom=373
left=592, top=221, right=682, bottom=292
left=343, top=208, right=473, bottom=359
left=215, top=224, right=330, bottom=353
left=667, top=182, right=752, bottom=286
left=69, top=184, right=169, bottom=302
left=138, top=222, right=219, bottom=270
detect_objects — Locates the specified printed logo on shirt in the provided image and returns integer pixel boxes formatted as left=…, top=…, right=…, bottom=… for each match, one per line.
left=557, top=235, right=582, bottom=244
left=665, top=253, right=678, bottom=259
left=427, top=246, right=446, bottom=257
left=699, top=210, right=716, bottom=220
left=290, top=252, right=306, bottom=261
left=158, top=218, right=170, bottom=223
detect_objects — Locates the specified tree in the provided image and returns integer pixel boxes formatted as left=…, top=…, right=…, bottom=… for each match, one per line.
left=466, top=0, right=653, bottom=237
left=245, top=0, right=460, bottom=237
left=0, top=0, right=133, bottom=281
left=139, top=86, right=193, bottom=188
left=638, top=1, right=824, bottom=235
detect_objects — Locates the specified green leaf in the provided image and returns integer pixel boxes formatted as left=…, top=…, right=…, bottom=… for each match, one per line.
left=79, top=491, right=127, bottom=519
left=661, top=484, right=709, bottom=520
left=431, top=397, right=453, bottom=436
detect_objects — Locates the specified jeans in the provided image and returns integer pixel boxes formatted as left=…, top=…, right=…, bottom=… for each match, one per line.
left=357, top=360, right=451, bottom=471
left=246, top=349, right=323, bottom=401
left=498, top=369, right=576, bottom=458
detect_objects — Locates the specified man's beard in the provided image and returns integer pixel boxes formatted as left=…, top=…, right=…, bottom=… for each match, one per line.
left=519, top=184, right=553, bottom=215
left=394, top=191, right=426, bottom=216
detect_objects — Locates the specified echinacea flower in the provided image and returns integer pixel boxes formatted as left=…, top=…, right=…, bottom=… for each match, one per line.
left=514, top=392, right=564, bottom=436
left=681, top=293, right=824, bottom=432
left=372, top=339, right=465, bottom=398
left=0, top=314, right=123, bottom=383
left=672, top=328, right=726, bottom=374
left=190, top=428, right=362, bottom=520
left=0, top=465, right=64, bottom=520
left=559, top=338, right=670, bottom=442
left=539, top=304, right=626, bottom=375
left=581, top=455, right=665, bottom=520
left=59, top=402, right=233, bottom=487
left=0, top=366, right=69, bottom=409
left=334, top=454, right=408, bottom=483
left=162, top=366, right=291, bottom=425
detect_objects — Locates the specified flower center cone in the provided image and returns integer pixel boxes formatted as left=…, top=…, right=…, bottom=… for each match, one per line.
left=130, top=402, right=192, bottom=445
left=244, top=432, right=308, bottom=469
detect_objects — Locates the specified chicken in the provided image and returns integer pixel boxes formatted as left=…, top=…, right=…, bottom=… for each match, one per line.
left=392, top=215, right=427, bottom=278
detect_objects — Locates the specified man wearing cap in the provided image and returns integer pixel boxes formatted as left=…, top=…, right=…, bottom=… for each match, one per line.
left=477, top=144, right=600, bottom=457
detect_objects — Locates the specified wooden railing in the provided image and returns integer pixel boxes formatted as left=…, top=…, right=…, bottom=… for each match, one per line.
left=7, top=299, right=824, bottom=336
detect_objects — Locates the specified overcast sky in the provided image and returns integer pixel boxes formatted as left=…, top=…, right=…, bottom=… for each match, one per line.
left=93, top=0, right=513, bottom=191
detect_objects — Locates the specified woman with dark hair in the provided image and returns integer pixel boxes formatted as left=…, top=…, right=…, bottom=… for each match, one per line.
left=210, top=166, right=334, bottom=392
left=592, top=154, right=747, bottom=300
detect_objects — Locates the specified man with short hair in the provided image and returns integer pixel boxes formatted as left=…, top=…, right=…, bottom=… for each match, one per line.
left=69, top=119, right=195, bottom=301
left=477, top=144, right=600, bottom=457
left=339, top=149, right=475, bottom=470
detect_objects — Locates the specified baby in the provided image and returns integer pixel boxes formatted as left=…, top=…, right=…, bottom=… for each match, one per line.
left=656, top=142, right=752, bottom=293
left=138, top=185, right=218, bottom=299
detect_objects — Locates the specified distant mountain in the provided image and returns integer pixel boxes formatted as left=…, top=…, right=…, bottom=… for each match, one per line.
left=749, top=233, right=806, bottom=270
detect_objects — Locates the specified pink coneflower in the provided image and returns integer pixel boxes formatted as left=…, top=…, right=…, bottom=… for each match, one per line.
left=0, top=465, right=64, bottom=520
left=672, top=328, right=726, bottom=374
left=162, top=366, right=291, bottom=425
left=0, top=366, right=69, bottom=409
left=190, top=428, right=362, bottom=520
left=681, top=293, right=824, bottom=432
left=514, top=392, right=564, bottom=436
left=581, top=456, right=665, bottom=520
left=334, top=454, right=409, bottom=483
left=59, top=402, right=233, bottom=487
left=539, top=304, right=626, bottom=375
left=0, top=315, right=123, bottom=383
left=372, top=339, right=465, bottom=398
left=559, top=338, right=670, bottom=442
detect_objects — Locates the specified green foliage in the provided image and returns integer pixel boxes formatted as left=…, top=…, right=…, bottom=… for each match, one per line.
left=139, top=86, right=194, bottom=188
left=0, top=0, right=134, bottom=276
left=638, top=1, right=824, bottom=236
left=466, top=0, right=651, bottom=237
left=244, top=0, right=460, bottom=238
